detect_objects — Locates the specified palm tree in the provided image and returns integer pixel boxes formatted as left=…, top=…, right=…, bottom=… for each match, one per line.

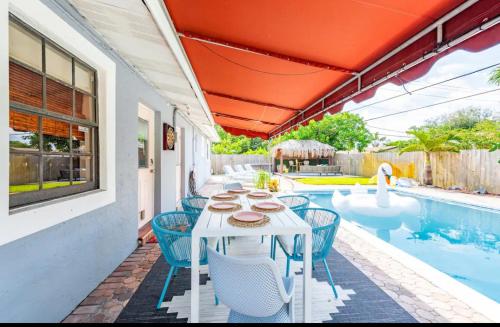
left=489, top=67, right=500, bottom=85
left=396, top=129, right=461, bottom=185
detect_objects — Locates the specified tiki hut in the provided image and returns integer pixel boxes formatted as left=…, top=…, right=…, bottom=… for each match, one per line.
left=271, top=140, right=336, bottom=173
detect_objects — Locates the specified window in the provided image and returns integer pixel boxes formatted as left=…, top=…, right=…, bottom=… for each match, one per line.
left=206, top=139, right=210, bottom=159
left=201, top=136, right=205, bottom=158
left=137, top=118, right=148, bottom=168
left=8, top=17, right=98, bottom=208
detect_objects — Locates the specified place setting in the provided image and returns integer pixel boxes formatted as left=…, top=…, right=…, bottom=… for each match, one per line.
left=208, top=201, right=242, bottom=213
left=211, top=193, right=239, bottom=201
left=251, top=201, right=285, bottom=213
left=246, top=191, right=273, bottom=200
left=227, top=188, right=251, bottom=194
left=227, top=210, right=270, bottom=228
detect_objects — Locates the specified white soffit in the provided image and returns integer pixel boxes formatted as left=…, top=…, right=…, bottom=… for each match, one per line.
left=68, top=0, right=219, bottom=141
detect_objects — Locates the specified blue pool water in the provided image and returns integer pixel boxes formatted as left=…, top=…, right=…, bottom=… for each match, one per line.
left=302, top=190, right=500, bottom=303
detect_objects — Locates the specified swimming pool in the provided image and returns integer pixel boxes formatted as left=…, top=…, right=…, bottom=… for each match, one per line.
left=301, top=190, right=500, bottom=303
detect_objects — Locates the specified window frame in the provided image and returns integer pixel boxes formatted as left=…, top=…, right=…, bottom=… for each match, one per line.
left=137, top=117, right=149, bottom=169
left=1, top=0, right=117, bottom=247
left=8, top=15, right=100, bottom=208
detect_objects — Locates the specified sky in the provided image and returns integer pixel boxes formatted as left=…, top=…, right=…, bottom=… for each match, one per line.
left=341, top=44, right=500, bottom=141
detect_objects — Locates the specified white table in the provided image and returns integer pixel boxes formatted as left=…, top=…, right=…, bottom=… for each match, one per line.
left=190, top=191, right=312, bottom=323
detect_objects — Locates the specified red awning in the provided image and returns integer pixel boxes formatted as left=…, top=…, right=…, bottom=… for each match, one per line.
left=163, top=0, right=500, bottom=139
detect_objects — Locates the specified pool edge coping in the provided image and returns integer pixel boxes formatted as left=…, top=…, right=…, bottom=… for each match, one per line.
left=339, top=219, right=500, bottom=322
left=302, top=192, right=500, bottom=322
left=294, top=185, right=500, bottom=211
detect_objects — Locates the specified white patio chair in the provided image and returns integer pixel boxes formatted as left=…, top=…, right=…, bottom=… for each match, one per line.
left=244, top=164, right=256, bottom=173
left=235, top=164, right=254, bottom=176
left=207, top=247, right=295, bottom=323
left=223, top=165, right=253, bottom=181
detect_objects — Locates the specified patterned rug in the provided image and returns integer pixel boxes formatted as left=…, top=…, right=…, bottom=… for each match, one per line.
left=116, top=237, right=416, bottom=323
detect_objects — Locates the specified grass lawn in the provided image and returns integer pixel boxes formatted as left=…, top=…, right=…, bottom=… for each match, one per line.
left=296, top=176, right=375, bottom=185
left=9, top=181, right=84, bottom=193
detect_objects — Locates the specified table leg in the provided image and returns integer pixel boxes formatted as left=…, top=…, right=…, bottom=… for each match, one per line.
left=191, top=235, right=200, bottom=323
left=303, top=231, right=312, bottom=323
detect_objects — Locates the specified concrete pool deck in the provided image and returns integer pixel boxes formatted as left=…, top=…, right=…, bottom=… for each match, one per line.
left=286, top=177, right=500, bottom=211
left=280, top=175, right=500, bottom=322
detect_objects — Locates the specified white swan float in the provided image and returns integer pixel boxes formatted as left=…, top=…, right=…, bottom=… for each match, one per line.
left=332, top=163, right=421, bottom=218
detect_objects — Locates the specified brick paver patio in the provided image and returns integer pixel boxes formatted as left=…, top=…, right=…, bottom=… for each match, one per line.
left=63, top=244, right=161, bottom=323
left=62, top=176, right=494, bottom=323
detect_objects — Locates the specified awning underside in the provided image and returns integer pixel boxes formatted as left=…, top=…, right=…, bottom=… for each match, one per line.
left=163, top=0, right=500, bottom=139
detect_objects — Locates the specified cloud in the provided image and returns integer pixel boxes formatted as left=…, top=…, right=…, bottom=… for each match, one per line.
left=341, top=44, right=500, bottom=139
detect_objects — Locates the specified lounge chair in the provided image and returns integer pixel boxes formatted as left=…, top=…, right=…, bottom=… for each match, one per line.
left=244, top=164, right=256, bottom=173
left=235, top=164, right=255, bottom=176
left=223, top=165, right=253, bottom=181
left=207, top=247, right=295, bottom=323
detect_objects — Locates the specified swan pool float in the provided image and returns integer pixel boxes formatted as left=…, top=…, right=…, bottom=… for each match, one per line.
left=332, top=163, right=421, bottom=219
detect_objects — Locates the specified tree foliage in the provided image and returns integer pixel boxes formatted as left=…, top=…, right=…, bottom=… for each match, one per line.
left=395, top=107, right=500, bottom=151
left=421, top=107, right=499, bottom=150
left=489, top=67, right=500, bottom=86
left=272, top=112, right=375, bottom=151
left=211, top=112, right=375, bottom=154
left=424, top=107, right=493, bottom=130
left=394, top=129, right=461, bottom=155
left=211, top=125, right=269, bottom=154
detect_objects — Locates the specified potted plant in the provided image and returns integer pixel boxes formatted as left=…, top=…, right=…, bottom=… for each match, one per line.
left=254, top=170, right=270, bottom=189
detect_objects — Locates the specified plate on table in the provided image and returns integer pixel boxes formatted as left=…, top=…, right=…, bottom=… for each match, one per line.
left=212, top=193, right=236, bottom=200
left=211, top=202, right=239, bottom=210
left=254, top=202, right=281, bottom=210
left=248, top=191, right=270, bottom=198
left=233, top=211, right=265, bottom=222
left=228, top=188, right=250, bottom=194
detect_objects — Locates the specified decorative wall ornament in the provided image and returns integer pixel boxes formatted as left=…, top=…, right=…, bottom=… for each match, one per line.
left=163, top=123, right=175, bottom=150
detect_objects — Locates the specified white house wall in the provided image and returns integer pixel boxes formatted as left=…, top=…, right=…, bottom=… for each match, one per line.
left=0, top=0, right=211, bottom=322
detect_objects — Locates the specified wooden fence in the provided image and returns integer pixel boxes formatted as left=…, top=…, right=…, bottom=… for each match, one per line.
left=211, top=154, right=271, bottom=174
left=334, top=149, right=500, bottom=194
left=211, top=150, right=500, bottom=193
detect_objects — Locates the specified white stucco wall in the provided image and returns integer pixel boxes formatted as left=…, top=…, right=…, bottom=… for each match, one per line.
left=0, top=0, right=212, bottom=322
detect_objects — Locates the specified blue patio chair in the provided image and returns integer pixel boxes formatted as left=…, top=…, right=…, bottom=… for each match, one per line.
left=207, top=247, right=295, bottom=323
left=152, top=211, right=209, bottom=309
left=273, top=208, right=341, bottom=298
left=181, top=195, right=227, bottom=254
left=277, top=195, right=310, bottom=212
left=266, top=195, right=310, bottom=256
left=181, top=196, right=208, bottom=221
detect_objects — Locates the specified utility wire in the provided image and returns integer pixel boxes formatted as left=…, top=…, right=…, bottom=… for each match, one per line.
left=376, top=133, right=412, bottom=138
left=367, top=125, right=408, bottom=134
left=365, top=88, right=500, bottom=122
left=199, top=42, right=327, bottom=76
left=346, top=63, right=500, bottom=113
left=382, top=87, right=498, bottom=102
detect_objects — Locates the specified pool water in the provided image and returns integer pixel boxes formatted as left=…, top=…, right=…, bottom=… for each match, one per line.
left=302, top=190, right=500, bottom=303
